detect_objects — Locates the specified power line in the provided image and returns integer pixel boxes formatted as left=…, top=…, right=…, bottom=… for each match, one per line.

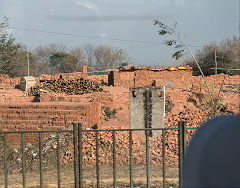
left=9, top=26, right=202, bottom=47
left=10, top=26, right=165, bottom=45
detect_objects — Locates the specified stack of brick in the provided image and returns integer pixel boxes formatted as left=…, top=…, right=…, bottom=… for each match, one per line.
left=0, top=75, right=20, bottom=88
left=0, top=102, right=101, bottom=145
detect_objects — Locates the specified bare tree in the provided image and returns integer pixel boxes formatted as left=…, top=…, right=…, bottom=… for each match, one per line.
left=34, top=43, right=67, bottom=63
left=69, top=47, right=87, bottom=71
left=186, top=37, right=240, bottom=76
left=220, top=36, right=240, bottom=70
left=33, top=43, right=68, bottom=75
left=84, top=44, right=95, bottom=69
left=33, top=43, right=130, bottom=73
left=94, top=45, right=129, bottom=70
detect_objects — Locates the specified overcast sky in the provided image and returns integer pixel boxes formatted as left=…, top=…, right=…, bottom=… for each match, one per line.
left=0, top=0, right=239, bottom=66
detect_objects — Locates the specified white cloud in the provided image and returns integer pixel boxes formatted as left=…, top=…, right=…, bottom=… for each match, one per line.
left=101, top=33, right=106, bottom=38
left=75, top=0, right=101, bottom=16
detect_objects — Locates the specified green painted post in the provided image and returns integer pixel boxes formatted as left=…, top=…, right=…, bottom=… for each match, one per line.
left=73, top=123, right=78, bottom=188
left=4, top=133, right=8, bottom=188
left=96, top=131, right=100, bottom=188
left=129, top=130, right=133, bottom=188
left=162, top=130, right=166, bottom=188
left=112, top=131, right=117, bottom=188
left=182, top=122, right=187, bottom=156
left=21, top=134, right=26, bottom=188
left=178, top=121, right=186, bottom=188
left=56, top=132, right=61, bottom=188
left=78, top=123, right=83, bottom=188
left=146, top=133, right=150, bottom=188
left=39, top=133, right=43, bottom=188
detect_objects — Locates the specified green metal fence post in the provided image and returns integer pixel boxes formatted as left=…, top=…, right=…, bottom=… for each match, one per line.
left=4, top=133, right=8, bottom=188
left=178, top=121, right=186, bottom=188
left=73, top=123, right=78, bottom=188
left=78, top=123, right=83, bottom=188
left=183, top=122, right=186, bottom=156
left=162, top=129, right=166, bottom=188
left=56, top=132, right=61, bottom=188
left=112, top=131, right=117, bottom=188
left=146, top=133, right=150, bottom=188
left=96, top=131, right=100, bottom=188
left=39, top=133, right=43, bottom=188
left=21, top=133, right=26, bottom=188
left=129, top=130, right=133, bottom=188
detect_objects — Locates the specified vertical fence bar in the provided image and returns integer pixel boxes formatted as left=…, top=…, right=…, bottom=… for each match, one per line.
left=178, top=121, right=186, bottom=188
left=4, top=133, right=8, bottom=188
left=145, top=133, right=150, bottom=188
left=162, top=130, right=166, bottom=188
left=78, top=123, right=83, bottom=188
left=183, top=122, right=187, bottom=154
left=21, top=133, right=26, bottom=188
left=39, top=133, right=43, bottom=188
left=129, top=130, right=133, bottom=188
left=73, top=123, right=78, bottom=188
left=96, top=131, right=100, bottom=188
left=178, top=122, right=183, bottom=188
left=56, top=132, right=61, bottom=188
left=112, top=131, right=117, bottom=188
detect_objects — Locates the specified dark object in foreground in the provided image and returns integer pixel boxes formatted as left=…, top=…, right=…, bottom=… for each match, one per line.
left=183, top=115, right=240, bottom=187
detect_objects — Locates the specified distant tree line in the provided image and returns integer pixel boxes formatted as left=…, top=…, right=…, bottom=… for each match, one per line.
left=185, top=37, right=240, bottom=76
left=0, top=17, right=129, bottom=77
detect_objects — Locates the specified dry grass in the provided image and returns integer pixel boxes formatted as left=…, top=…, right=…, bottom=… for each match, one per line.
left=0, top=165, right=179, bottom=187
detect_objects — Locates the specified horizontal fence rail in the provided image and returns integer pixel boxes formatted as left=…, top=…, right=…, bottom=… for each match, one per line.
left=0, top=122, right=198, bottom=188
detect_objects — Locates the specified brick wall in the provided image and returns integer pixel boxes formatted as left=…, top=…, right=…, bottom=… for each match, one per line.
left=109, top=69, right=193, bottom=88
left=0, top=102, right=101, bottom=144
left=109, top=70, right=135, bottom=87
left=87, top=75, right=108, bottom=84
left=134, top=69, right=193, bottom=88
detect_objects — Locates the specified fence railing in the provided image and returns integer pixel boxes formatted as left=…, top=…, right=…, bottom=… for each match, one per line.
left=0, top=122, right=198, bottom=188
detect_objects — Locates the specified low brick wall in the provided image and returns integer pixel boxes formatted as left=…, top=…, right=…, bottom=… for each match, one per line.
left=109, top=69, right=193, bottom=88
left=0, top=102, right=101, bottom=144
left=109, top=70, right=135, bottom=87
left=108, top=70, right=240, bottom=92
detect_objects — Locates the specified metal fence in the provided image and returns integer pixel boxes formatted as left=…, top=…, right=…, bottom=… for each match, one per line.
left=0, top=122, right=198, bottom=188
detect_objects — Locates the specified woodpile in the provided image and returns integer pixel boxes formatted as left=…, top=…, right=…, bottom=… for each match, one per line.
left=28, top=78, right=103, bottom=96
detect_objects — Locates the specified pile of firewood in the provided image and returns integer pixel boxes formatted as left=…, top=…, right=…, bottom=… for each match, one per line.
left=28, top=78, right=103, bottom=96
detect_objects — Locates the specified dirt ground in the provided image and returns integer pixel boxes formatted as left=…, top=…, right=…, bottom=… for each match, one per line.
left=0, top=165, right=179, bottom=188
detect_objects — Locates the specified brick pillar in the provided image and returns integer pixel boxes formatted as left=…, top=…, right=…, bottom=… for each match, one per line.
left=82, top=66, right=88, bottom=74
left=113, top=71, right=120, bottom=86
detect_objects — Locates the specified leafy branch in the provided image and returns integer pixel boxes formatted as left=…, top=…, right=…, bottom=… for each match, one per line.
left=153, top=20, right=214, bottom=106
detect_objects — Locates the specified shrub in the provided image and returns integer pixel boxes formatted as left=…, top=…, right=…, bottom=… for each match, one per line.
left=103, top=107, right=117, bottom=121
left=165, top=104, right=172, bottom=113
